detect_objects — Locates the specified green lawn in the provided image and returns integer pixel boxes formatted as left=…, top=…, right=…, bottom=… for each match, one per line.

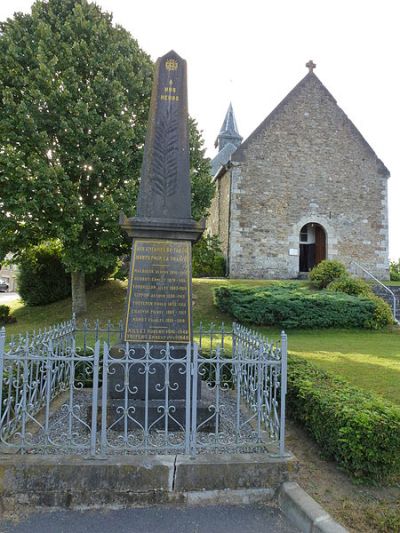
left=4, top=278, right=400, bottom=405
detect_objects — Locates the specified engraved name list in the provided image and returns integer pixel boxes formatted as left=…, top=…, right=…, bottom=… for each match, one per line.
left=124, top=240, right=191, bottom=343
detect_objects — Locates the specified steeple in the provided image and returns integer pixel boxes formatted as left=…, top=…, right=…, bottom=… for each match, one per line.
left=214, top=103, right=242, bottom=151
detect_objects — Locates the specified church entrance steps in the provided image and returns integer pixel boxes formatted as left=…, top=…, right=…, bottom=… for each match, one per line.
left=372, top=285, right=400, bottom=321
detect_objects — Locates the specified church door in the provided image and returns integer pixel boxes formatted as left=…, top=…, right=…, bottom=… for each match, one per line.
left=299, top=223, right=326, bottom=272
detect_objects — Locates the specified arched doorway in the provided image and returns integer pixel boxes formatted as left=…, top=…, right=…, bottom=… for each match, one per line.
left=299, top=223, right=326, bottom=272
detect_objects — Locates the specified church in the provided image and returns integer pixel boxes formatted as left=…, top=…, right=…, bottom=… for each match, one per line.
left=207, top=61, right=390, bottom=279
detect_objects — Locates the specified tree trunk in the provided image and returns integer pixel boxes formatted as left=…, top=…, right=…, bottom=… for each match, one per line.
left=71, top=271, right=87, bottom=316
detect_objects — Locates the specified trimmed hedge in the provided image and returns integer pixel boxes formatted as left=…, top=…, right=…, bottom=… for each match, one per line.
left=287, top=355, right=400, bottom=482
left=214, top=284, right=393, bottom=329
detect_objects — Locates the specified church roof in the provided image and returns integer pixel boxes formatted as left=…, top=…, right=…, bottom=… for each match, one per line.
left=232, top=69, right=389, bottom=178
left=214, top=103, right=243, bottom=150
left=211, top=142, right=238, bottom=177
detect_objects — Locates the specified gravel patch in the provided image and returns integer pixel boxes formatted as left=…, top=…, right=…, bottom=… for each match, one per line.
left=17, top=387, right=277, bottom=455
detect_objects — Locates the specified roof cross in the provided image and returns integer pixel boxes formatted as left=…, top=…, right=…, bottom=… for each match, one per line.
left=306, top=60, right=316, bottom=73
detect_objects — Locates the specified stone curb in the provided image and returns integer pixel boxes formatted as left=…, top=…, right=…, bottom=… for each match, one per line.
left=0, top=453, right=297, bottom=510
left=279, top=481, right=348, bottom=532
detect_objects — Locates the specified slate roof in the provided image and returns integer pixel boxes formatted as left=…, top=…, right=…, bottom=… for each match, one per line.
left=232, top=71, right=390, bottom=178
left=214, top=103, right=243, bottom=150
left=211, top=142, right=238, bottom=177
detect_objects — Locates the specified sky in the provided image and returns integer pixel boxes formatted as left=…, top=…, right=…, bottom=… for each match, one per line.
left=1, top=0, right=399, bottom=259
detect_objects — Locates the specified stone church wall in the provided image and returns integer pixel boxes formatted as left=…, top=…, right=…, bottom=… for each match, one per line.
left=226, top=75, right=389, bottom=279
left=207, top=172, right=231, bottom=258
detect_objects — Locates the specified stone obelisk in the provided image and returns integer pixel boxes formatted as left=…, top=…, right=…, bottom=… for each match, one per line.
left=109, top=51, right=205, bottom=429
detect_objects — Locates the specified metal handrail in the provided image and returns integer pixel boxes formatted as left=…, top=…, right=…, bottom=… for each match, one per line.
left=351, top=261, right=398, bottom=323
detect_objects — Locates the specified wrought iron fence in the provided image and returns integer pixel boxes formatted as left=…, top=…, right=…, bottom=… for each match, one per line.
left=0, top=320, right=287, bottom=456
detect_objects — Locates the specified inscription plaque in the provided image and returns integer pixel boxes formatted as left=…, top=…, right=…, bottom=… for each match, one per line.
left=124, top=239, right=191, bottom=343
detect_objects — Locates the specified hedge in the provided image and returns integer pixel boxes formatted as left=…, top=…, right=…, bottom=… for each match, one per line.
left=287, top=355, right=400, bottom=482
left=214, top=284, right=393, bottom=329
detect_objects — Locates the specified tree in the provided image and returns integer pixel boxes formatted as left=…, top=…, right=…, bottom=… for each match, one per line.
left=189, top=117, right=214, bottom=222
left=0, top=0, right=214, bottom=314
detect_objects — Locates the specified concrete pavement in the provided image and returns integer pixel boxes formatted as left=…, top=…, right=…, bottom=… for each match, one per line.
left=0, top=504, right=299, bottom=533
left=0, top=292, right=20, bottom=305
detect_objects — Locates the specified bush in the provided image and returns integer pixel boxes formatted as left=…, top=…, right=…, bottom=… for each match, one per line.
left=17, top=241, right=71, bottom=306
left=17, top=241, right=115, bottom=306
left=365, top=295, right=395, bottom=329
left=309, top=259, right=347, bottom=289
left=390, top=259, right=400, bottom=281
left=0, top=304, right=16, bottom=325
left=287, top=355, right=400, bottom=482
left=192, top=235, right=225, bottom=278
left=327, top=276, right=372, bottom=297
left=327, top=276, right=394, bottom=328
left=213, top=284, right=394, bottom=329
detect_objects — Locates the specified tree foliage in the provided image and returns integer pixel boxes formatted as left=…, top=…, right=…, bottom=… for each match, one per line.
left=0, top=0, right=152, bottom=278
left=0, top=0, right=214, bottom=312
left=192, top=234, right=225, bottom=277
left=189, top=117, right=214, bottom=221
left=390, top=259, right=400, bottom=281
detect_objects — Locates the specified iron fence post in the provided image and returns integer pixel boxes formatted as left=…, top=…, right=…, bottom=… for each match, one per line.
left=90, top=340, right=100, bottom=456
left=279, top=331, right=288, bottom=457
left=190, top=343, right=199, bottom=455
left=100, top=342, right=109, bottom=455
left=184, top=343, right=191, bottom=454
left=0, top=327, right=5, bottom=434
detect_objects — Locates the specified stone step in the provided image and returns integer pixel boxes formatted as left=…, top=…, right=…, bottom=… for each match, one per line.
left=372, top=285, right=400, bottom=321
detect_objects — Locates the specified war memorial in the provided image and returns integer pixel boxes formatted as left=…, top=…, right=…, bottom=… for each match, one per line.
left=0, top=51, right=296, bottom=515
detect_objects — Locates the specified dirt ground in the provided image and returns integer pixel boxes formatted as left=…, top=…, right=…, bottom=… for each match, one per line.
left=286, top=419, right=400, bottom=532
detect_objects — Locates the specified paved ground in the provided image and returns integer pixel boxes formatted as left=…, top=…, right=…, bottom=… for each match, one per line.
left=0, top=504, right=299, bottom=533
left=0, top=292, right=19, bottom=305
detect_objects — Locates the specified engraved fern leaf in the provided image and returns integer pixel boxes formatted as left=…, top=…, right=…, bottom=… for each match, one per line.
left=151, top=109, right=178, bottom=200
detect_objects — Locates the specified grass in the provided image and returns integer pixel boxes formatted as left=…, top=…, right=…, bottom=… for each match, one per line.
left=4, top=277, right=400, bottom=405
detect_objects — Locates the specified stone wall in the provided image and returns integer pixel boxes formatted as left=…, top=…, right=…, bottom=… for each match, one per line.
left=206, top=172, right=231, bottom=258
left=223, top=74, right=389, bottom=279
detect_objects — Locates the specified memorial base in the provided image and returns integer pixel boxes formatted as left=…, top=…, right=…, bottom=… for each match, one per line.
left=107, top=399, right=214, bottom=432
left=88, top=398, right=215, bottom=432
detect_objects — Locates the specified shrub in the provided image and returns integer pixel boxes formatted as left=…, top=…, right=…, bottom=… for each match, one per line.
left=309, top=259, right=347, bottom=289
left=287, top=355, right=400, bottom=482
left=365, top=295, right=395, bottom=329
left=327, top=276, right=394, bottom=328
left=390, top=259, right=400, bottom=281
left=192, top=235, right=225, bottom=278
left=17, top=241, right=71, bottom=306
left=213, top=284, right=393, bottom=329
left=17, top=241, right=115, bottom=306
left=0, top=304, right=16, bottom=325
left=327, top=276, right=372, bottom=297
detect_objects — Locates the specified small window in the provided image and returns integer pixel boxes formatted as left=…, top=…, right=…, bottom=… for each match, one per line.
left=300, top=227, right=308, bottom=242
